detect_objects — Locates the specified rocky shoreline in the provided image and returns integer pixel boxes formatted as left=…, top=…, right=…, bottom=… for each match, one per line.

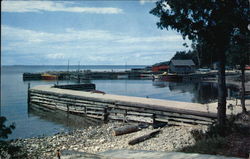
left=6, top=122, right=207, bottom=158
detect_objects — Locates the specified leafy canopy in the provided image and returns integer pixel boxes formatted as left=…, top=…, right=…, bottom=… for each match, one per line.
left=150, top=0, right=250, bottom=55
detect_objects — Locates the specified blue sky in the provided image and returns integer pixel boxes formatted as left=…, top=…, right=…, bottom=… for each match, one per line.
left=1, top=0, right=190, bottom=65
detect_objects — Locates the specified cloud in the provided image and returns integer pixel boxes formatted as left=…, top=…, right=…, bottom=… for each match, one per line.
left=1, top=25, right=115, bottom=44
left=2, top=25, right=189, bottom=65
left=46, top=53, right=65, bottom=59
left=117, top=36, right=182, bottom=43
left=139, top=0, right=157, bottom=5
left=2, top=25, right=183, bottom=46
left=2, top=1, right=123, bottom=14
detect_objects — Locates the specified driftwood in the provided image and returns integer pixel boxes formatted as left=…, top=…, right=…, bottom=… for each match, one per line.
left=128, top=129, right=161, bottom=145
left=113, top=125, right=140, bottom=136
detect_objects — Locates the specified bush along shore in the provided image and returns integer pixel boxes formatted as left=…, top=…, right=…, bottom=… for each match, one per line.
left=1, top=115, right=250, bottom=159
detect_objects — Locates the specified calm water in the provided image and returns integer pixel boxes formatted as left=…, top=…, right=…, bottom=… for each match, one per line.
left=1, top=65, right=238, bottom=139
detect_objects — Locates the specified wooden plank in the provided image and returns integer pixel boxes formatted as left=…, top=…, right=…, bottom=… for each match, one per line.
left=86, top=110, right=104, bottom=115
left=31, top=93, right=109, bottom=107
left=31, top=95, right=107, bottom=109
left=167, top=121, right=195, bottom=126
left=86, top=114, right=103, bottom=119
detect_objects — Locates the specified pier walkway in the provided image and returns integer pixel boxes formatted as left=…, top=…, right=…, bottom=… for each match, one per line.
left=29, top=85, right=242, bottom=126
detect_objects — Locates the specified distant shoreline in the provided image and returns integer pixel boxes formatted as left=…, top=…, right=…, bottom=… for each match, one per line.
left=1, top=65, right=148, bottom=67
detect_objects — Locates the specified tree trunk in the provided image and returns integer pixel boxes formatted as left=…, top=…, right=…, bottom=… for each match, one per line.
left=240, top=65, right=247, bottom=113
left=217, top=54, right=227, bottom=127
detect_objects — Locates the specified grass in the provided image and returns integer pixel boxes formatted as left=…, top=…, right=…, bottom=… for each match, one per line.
left=178, top=118, right=250, bottom=158
left=179, top=136, right=228, bottom=155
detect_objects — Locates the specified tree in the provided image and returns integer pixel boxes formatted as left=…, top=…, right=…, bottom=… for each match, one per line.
left=227, top=31, right=250, bottom=113
left=171, top=50, right=199, bottom=65
left=0, top=116, right=27, bottom=158
left=0, top=116, right=15, bottom=139
left=150, top=0, right=250, bottom=128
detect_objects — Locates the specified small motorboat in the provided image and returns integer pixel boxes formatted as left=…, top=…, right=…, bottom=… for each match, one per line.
left=41, top=73, right=58, bottom=80
left=155, top=72, right=182, bottom=82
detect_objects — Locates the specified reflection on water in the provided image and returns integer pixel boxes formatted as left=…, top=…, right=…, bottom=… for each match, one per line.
left=28, top=105, right=101, bottom=130
left=153, top=80, right=239, bottom=104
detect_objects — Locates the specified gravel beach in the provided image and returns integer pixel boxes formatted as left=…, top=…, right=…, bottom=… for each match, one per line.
left=7, top=122, right=207, bottom=158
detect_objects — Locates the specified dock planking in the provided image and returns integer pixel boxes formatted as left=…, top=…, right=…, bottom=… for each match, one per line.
left=29, top=85, right=242, bottom=126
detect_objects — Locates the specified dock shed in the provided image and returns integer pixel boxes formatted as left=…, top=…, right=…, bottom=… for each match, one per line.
left=169, top=60, right=196, bottom=74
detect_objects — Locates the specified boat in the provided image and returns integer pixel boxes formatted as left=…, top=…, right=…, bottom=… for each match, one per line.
left=41, top=73, right=58, bottom=80
left=154, top=72, right=182, bottom=82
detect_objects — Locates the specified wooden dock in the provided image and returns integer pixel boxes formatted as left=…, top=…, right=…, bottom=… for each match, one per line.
left=28, top=85, right=242, bottom=126
left=23, top=71, right=155, bottom=81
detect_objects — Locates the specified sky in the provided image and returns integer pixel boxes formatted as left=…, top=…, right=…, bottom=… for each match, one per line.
left=1, top=0, right=191, bottom=65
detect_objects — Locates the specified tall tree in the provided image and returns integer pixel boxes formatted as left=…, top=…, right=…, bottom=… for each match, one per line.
left=227, top=31, right=250, bottom=113
left=150, top=0, right=250, bottom=127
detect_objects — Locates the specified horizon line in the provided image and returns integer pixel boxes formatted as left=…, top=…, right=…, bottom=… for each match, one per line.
left=1, top=64, right=149, bottom=66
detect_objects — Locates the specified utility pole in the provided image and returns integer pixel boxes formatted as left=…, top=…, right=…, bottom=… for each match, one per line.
left=67, top=60, right=70, bottom=83
left=78, top=61, right=80, bottom=83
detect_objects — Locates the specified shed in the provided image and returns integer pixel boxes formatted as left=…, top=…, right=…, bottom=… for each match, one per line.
left=169, top=60, right=196, bottom=74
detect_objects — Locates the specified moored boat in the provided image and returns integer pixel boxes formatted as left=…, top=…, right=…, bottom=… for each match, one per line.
left=41, top=73, right=58, bottom=80
left=154, top=72, right=182, bottom=82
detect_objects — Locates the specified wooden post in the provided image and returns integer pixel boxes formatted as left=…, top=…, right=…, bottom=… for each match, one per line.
left=67, top=104, right=69, bottom=112
left=84, top=106, right=87, bottom=114
left=27, top=83, right=31, bottom=106
left=227, top=88, right=231, bottom=100
left=152, top=114, right=156, bottom=125
left=123, top=110, right=127, bottom=123
left=103, top=107, right=109, bottom=123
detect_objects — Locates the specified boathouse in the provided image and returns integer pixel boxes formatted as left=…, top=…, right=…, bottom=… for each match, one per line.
left=169, top=60, right=196, bottom=74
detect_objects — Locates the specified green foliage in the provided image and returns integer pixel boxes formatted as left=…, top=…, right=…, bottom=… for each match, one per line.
left=226, top=33, right=250, bottom=68
left=180, top=118, right=250, bottom=157
left=179, top=136, right=228, bottom=155
left=150, top=0, right=249, bottom=63
left=150, top=0, right=249, bottom=43
left=191, top=116, right=246, bottom=140
left=171, top=50, right=199, bottom=65
left=0, top=116, right=27, bottom=158
left=0, top=141, right=28, bottom=158
left=0, top=116, right=15, bottom=139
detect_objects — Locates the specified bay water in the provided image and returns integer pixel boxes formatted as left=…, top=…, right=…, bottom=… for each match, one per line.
left=1, top=65, right=237, bottom=139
